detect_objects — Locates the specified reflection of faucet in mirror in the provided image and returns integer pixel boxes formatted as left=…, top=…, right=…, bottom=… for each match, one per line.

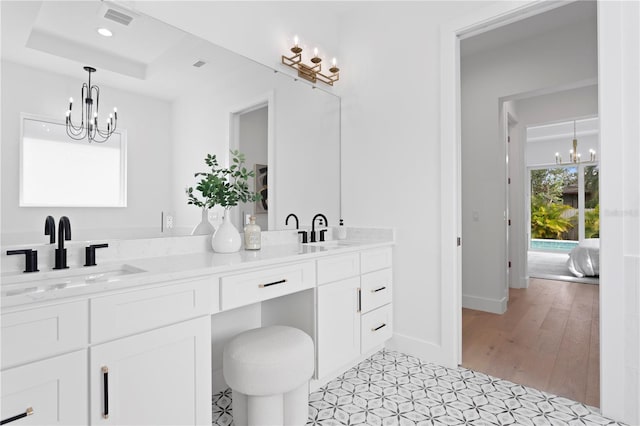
left=310, top=214, right=328, bottom=243
left=44, top=215, right=55, bottom=244
left=285, top=213, right=299, bottom=229
left=287, top=213, right=309, bottom=243
left=54, top=216, right=71, bottom=270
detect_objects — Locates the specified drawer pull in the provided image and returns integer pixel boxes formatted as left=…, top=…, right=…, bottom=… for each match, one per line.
left=258, top=279, right=287, bottom=288
left=372, top=323, right=387, bottom=332
left=102, top=366, right=109, bottom=419
left=357, top=288, right=361, bottom=313
left=1, top=407, right=34, bottom=425
left=371, top=286, right=387, bottom=293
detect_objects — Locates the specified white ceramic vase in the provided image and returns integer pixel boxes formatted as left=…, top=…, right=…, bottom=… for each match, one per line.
left=191, top=207, right=215, bottom=236
left=212, top=211, right=241, bottom=253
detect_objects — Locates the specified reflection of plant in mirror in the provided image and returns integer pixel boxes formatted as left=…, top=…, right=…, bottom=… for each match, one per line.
left=186, top=150, right=261, bottom=210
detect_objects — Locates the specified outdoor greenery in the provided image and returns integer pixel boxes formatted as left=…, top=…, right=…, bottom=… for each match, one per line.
left=186, top=150, right=261, bottom=210
left=531, top=195, right=574, bottom=239
left=530, top=166, right=600, bottom=240
left=584, top=204, right=600, bottom=238
left=530, top=168, right=575, bottom=239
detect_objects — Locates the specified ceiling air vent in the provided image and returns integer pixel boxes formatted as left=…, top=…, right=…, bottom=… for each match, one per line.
left=104, top=8, right=134, bottom=26
left=192, top=60, right=207, bottom=68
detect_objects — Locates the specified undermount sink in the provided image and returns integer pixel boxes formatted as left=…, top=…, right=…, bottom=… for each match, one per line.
left=1, top=264, right=147, bottom=297
left=306, top=240, right=361, bottom=249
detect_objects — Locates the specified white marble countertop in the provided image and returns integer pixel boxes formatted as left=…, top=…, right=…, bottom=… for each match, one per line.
left=1, top=239, right=394, bottom=310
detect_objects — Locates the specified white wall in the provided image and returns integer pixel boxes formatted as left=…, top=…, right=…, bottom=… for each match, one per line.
left=507, top=85, right=598, bottom=288
left=1, top=60, right=173, bottom=243
left=460, top=19, right=597, bottom=312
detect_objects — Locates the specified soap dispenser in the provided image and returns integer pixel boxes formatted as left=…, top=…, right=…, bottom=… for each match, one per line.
left=244, top=216, right=261, bottom=250
left=337, top=219, right=347, bottom=240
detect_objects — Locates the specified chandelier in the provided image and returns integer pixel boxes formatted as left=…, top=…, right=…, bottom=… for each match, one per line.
left=555, top=120, right=596, bottom=164
left=65, top=66, right=118, bottom=143
left=281, top=36, right=340, bottom=86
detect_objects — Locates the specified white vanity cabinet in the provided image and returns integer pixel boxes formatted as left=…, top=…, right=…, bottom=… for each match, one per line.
left=315, top=247, right=394, bottom=380
left=89, top=317, right=211, bottom=425
left=1, top=301, right=89, bottom=425
left=88, top=277, right=215, bottom=425
left=1, top=350, right=88, bottom=425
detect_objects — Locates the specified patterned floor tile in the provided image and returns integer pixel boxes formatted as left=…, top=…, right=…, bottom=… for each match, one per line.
left=212, top=349, right=626, bottom=426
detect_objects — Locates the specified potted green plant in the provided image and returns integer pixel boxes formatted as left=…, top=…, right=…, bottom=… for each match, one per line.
left=186, top=150, right=261, bottom=252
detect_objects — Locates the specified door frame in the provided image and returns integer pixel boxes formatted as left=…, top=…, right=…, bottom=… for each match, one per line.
left=228, top=92, right=275, bottom=230
left=440, top=0, right=634, bottom=421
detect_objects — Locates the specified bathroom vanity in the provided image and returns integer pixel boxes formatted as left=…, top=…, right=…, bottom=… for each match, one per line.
left=1, top=233, right=394, bottom=425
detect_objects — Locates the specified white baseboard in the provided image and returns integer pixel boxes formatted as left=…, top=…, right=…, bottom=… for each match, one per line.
left=462, top=294, right=507, bottom=314
left=386, top=332, right=454, bottom=367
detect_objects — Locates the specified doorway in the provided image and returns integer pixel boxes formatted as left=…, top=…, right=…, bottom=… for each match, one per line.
left=458, top=1, right=600, bottom=407
left=229, top=95, right=274, bottom=231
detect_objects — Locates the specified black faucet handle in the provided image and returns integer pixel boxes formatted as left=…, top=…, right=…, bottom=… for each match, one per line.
left=297, top=230, right=308, bottom=244
left=85, top=243, right=109, bottom=267
left=319, top=229, right=328, bottom=242
left=7, top=249, right=39, bottom=273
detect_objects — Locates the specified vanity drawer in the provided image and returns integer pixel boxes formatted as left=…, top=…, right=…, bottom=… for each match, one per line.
left=90, top=276, right=215, bottom=343
left=361, top=304, right=393, bottom=352
left=361, top=268, right=392, bottom=313
left=1, top=301, right=88, bottom=369
left=361, top=247, right=393, bottom=274
left=317, top=252, right=360, bottom=285
left=220, top=261, right=315, bottom=310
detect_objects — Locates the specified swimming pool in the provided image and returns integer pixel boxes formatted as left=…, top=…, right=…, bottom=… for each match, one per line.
left=530, top=239, right=578, bottom=252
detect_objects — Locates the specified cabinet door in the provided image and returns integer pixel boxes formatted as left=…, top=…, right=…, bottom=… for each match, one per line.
left=316, top=277, right=361, bottom=379
left=90, top=317, right=211, bottom=425
left=1, top=350, right=87, bottom=425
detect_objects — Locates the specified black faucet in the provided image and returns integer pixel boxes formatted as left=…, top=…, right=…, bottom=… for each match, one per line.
left=286, top=213, right=308, bottom=243
left=44, top=216, right=55, bottom=244
left=285, top=213, right=299, bottom=229
left=310, top=214, right=328, bottom=243
left=54, top=216, right=71, bottom=270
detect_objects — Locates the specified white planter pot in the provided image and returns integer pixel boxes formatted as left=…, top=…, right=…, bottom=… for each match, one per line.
left=212, top=212, right=241, bottom=253
left=191, top=207, right=215, bottom=236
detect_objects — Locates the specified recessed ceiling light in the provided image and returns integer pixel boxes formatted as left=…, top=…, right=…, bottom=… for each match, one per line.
left=97, top=28, right=113, bottom=37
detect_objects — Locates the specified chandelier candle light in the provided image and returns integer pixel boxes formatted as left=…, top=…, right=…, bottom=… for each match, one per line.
left=66, top=66, right=118, bottom=143
left=281, top=35, right=340, bottom=86
left=554, top=120, right=596, bottom=164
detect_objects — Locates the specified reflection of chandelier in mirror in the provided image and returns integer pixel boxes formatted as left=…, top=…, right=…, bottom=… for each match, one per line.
left=281, top=36, right=340, bottom=86
left=555, top=120, right=596, bottom=164
left=65, top=66, right=118, bottom=143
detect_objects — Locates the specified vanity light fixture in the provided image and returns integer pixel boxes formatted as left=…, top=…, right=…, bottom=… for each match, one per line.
left=65, top=66, right=118, bottom=143
left=281, top=36, right=340, bottom=86
left=554, top=120, right=596, bottom=164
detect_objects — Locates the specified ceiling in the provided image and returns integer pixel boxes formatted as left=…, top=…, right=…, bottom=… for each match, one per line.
left=0, top=1, right=267, bottom=100
left=461, top=1, right=597, bottom=57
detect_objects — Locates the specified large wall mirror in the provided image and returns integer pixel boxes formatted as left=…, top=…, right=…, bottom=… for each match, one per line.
left=1, top=1, right=341, bottom=245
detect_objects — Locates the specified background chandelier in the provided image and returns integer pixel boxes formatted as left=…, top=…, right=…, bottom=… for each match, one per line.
left=281, top=36, right=340, bottom=86
left=66, top=66, right=118, bottom=143
left=555, top=120, right=596, bottom=164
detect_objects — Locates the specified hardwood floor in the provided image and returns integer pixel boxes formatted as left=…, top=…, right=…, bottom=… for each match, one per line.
left=462, top=278, right=600, bottom=407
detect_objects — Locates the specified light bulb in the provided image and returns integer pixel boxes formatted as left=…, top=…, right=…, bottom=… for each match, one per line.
left=332, top=57, right=337, bottom=66
left=294, top=35, right=299, bottom=47
left=113, top=107, right=117, bottom=113
left=313, top=47, right=318, bottom=57
left=69, top=97, right=73, bottom=103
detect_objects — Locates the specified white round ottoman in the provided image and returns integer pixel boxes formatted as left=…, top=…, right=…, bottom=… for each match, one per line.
left=223, top=326, right=314, bottom=426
